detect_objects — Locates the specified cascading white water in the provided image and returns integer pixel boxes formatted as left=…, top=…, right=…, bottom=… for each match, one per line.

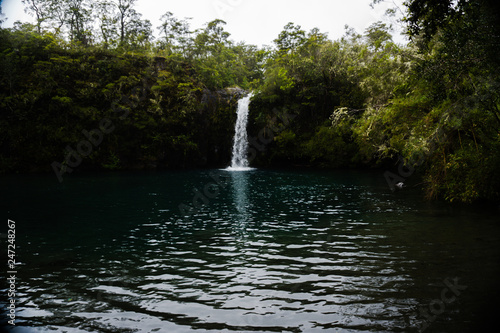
left=227, top=93, right=254, bottom=171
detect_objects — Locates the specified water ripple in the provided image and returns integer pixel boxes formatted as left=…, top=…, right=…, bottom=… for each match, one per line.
left=6, top=170, right=500, bottom=332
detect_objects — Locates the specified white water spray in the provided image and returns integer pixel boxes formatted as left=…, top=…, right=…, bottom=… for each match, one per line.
left=227, top=93, right=254, bottom=171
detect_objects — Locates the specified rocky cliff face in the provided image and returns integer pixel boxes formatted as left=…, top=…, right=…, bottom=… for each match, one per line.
left=195, top=88, right=249, bottom=168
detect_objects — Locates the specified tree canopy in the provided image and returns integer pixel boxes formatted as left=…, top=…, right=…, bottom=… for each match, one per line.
left=1, top=0, right=499, bottom=202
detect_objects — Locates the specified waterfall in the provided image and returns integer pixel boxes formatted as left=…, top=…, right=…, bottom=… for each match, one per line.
left=227, top=93, right=254, bottom=171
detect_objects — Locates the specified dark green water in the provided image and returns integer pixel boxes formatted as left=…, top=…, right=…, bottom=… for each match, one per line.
left=1, top=169, right=499, bottom=332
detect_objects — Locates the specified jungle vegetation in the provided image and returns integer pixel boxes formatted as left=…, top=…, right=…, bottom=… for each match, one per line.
left=0, top=0, right=499, bottom=203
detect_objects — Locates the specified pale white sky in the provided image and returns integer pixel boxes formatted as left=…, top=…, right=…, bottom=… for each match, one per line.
left=1, top=0, right=407, bottom=46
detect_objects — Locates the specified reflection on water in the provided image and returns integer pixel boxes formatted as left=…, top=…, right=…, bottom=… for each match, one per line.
left=230, top=170, right=251, bottom=219
left=1, top=170, right=499, bottom=332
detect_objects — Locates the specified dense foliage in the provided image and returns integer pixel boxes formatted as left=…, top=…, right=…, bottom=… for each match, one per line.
left=363, top=0, right=500, bottom=202
left=250, top=0, right=500, bottom=203
left=249, top=22, right=411, bottom=168
left=0, top=26, right=250, bottom=175
left=1, top=0, right=499, bottom=202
